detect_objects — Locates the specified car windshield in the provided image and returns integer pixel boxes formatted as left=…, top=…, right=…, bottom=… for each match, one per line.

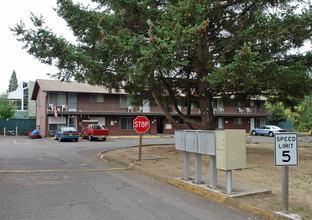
left=271, top=126, right=281, bottom=129
left=62, top=127, right=76, bottom=132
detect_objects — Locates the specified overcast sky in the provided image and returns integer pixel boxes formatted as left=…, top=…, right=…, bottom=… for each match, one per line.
left=0, top=0, right=91, bottom=94
left=1, top=1, right=310, bottom=94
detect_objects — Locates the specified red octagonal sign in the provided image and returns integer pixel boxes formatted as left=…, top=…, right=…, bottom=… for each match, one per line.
left=133, top=116, right=150, bottom=133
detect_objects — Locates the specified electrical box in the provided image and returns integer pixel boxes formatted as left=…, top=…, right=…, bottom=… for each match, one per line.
left=216, top=130, right=246, bottom=170
left=198, top=130, right=216, bottom=155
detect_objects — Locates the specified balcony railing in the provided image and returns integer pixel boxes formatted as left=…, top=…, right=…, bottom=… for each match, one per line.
left=47, top=103, right=267, bottom=115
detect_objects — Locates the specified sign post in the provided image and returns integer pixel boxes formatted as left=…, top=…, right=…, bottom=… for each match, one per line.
left=133, top=116, right=150, bottom=162
left=275, top=133, right=298, bottom=213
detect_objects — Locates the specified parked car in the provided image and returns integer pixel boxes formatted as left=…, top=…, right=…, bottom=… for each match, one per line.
left=249, top=125, right=286, bottom=137
left=82, top=124, right=109, bottom=141
left=54, top=127, right=79, bottom=142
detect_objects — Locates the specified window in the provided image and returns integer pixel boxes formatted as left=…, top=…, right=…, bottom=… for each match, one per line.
left=256, top=101, right=265, bottom=110
left=179, top=118, right=184, bottom=124
left=49, top=93, right=66, bottom=106
left=11, top=99, right=22, bottom=110
left=120, top=117, right=134, bottom=130
left=120, top=95, right=133, bottom=108
left=23, top=88, right=28, bottom=110
left=48, top=116, right=66, bottom=131
left=234, top=118, right=242, bottom=125
left=90, top=94, right=104, bottom=102
left=120, top=96, right=127, bottom=108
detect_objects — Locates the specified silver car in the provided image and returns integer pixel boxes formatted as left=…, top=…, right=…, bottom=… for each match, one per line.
left=250, top=125, right=286, bottom=137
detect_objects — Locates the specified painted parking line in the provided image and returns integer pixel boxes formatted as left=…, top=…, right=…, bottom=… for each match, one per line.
left=0, top=167, right=127, bottom=173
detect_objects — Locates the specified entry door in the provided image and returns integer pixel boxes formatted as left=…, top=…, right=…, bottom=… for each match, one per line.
left=68, top=93, right=77, bottom=111
left=68, top=116, right=77, bottom=130
left=157, top=117, right=164, bottom=134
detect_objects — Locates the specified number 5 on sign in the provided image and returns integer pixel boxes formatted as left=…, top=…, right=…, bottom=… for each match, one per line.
left=275, top=133, right=298, bottom=166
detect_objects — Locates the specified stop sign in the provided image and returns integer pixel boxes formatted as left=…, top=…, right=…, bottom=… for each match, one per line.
left=133, top=116, right=150, bottom=133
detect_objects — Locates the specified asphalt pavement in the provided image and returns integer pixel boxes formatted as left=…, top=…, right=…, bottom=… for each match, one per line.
left=0, top=136, right=256, bottom=220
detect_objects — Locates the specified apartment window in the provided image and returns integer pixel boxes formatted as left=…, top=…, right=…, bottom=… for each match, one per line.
left=120, top=117, right=134, bottom=130
left=179, top=118, right=184, bottom=124
left=234, top=118, right=242, bottom=125
left=120, top=95, right=133, bottom=108
left=120, top=96, right=127, bottom=108
left=90, top=94, right=104, bottom=102
left=49, top=93, right=66, bottom=106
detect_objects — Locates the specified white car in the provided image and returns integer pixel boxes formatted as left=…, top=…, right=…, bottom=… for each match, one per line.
left=249, top=125, right=286, bottom=137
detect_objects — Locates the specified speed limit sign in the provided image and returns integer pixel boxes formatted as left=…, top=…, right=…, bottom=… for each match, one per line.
left=275, top=133, right=298, bottom=166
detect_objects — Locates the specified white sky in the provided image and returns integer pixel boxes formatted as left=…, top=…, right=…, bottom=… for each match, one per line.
left=0, top=0, right=91, bottom=94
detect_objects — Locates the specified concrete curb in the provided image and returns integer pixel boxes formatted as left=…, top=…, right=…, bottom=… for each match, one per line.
left=50, top=135, right=174, bottom=140
left=98, top=152, right=294, bottom=220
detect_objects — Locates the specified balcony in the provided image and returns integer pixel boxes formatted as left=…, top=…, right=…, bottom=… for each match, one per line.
left=47, top=103, right=267, bottom=116
left=213, top=106, right=267, bottom=116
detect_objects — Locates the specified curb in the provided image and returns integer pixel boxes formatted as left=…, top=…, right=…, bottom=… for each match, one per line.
left=98, top=152, right=294, bottom=220
left=50, top=135, right=174, bottom=140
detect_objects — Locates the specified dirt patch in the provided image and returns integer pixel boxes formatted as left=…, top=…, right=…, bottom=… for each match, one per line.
left=103, top=143, right=312, bottom=219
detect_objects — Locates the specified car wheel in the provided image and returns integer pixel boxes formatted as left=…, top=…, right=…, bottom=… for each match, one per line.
left=103, top=137, right=106, bottom=141
left=88, top=135, right=93, bottom=141
left=75, top=139, right=78, bottom=142
left=269, top=132, right=274, bottom=137
left=251, top=131, right=257, bottom=136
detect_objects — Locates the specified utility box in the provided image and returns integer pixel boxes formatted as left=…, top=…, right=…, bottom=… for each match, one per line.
left=198, top=130, right=215, bottom=155
left=216, top=130, right=246, bottom=170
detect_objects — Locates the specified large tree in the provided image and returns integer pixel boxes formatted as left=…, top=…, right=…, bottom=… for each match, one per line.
left=0, top=94, right=15, bottom=118
left=7, top=70, right=18, bottom=93
left=11, top=0, right=312, bottom=130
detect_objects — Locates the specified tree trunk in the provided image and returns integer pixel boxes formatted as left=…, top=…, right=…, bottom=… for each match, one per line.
left=198, top=80, right=215, bottom=130
left=151, top=89, right=182, bottom=129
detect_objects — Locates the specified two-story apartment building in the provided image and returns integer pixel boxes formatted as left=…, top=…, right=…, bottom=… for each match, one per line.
left=31, top=79, right=269, bottom=137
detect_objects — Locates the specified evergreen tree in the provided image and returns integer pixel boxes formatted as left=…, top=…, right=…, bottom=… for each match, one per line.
left=0, top=93, right=15, bottom=118
left=11, top=0, right=312, bottom=129
left=266, top=103, right=288, bottom=125
left=7, top=70, right=18, bottom=93
left=290, top=96, right=312, bottom=131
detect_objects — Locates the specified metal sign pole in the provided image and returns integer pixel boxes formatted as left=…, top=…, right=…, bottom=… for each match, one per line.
left=138, top=133, right=143, bottom=162
left=282, top=166, right=289, bottom=213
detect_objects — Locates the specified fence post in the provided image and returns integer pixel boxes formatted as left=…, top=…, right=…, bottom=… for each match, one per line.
left=4, top=127, right=6, bottom=136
